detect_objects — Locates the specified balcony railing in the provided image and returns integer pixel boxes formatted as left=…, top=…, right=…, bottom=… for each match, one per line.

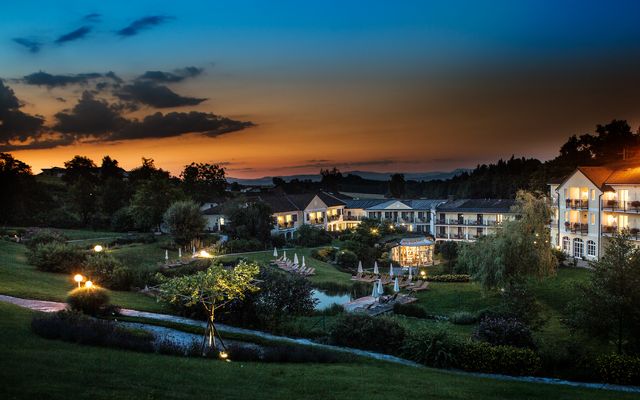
left=564, top=222, right=588, bottom=235
left=602, top=200, right=640, bottom=213
left=309, top=218, right=324, bottom=225
left=326, top=214, right=342, bottom=222
left=343, top=215, right=362, bottom=221
left=602, top=225, right=640, bottom=240
left=565, top=199, right=589, bottom=209
left=434, top=219, right=499, bottom=227
left=277, top=222, right=296, bottom=229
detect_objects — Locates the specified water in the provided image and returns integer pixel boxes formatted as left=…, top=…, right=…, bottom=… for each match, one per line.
left=312, top=289, right=352, bottom=310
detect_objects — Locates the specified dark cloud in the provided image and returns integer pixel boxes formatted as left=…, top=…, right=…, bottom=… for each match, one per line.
left=117, top=16, right=173, bottom=37
left=114, top=81, right=207, bottom=108
left=112, top=111, right=254, bottom=141
left=12, top=37, right=41, bottom=53
left=82, top=13, right=101, bottom=22
left=0, top=80, right=45, bottom=145
left=22, top=71, right=120, bottom=88
left=137, top=66, right=203, bottom=83
left=53, top=91, right=126, bottom=135
left=55, top=97, right=66, bottom=102
left=55, top=26, right=92, bottom=44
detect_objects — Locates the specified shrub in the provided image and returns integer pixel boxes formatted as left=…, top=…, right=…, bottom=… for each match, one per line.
left=426, top=274, right=470, bottom=282
left=315, top=303, right=345, bottom=316
left=25, top=229, right=68, bottom=250
left=402, top=330, right=459, bottom=368
left=596, top=354, right=640, bottom=385
left=295, top=225, right=332, bottom=247
left=67, top=286, right=110, bottom=315
left=310, top=247, right=337, bottom=262
left=28, top=242, right=86, bottom=273
left=336, top=249, right=358, bottom=270
left=393, top=303, right=428, bottom=319
left=458, top=341, right=541, bottom=376
left=83, top=253, right=132, bottom=290
left=474, top=316, right=535, bottom=349
left=330, top=314, right=405, bottom=354
left=225, top=238, right=263, bottom=253
left=450, top=311, right=478, bottom=325
left=163, top=201, right=206, bottom=246
left=31, top=311, right=154, bottom=353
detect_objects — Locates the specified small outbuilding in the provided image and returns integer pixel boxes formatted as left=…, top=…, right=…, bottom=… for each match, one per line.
left=391, top=237, right=434, bottom=267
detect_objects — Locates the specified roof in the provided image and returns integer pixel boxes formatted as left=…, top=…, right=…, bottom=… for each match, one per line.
left=317, top=191, right=346, bottom=207
left=436, top=199, right=516, bottom=213
left=343, top=199, right=387, bottom=209
left=577, top=166, right=614, bottom=189
left=604, top=167, right=640, bottom=185
left=366, top=200, right=413, bottom=210
left=397, top=237, right=433, bottom=247
left=408, top=199, right=447, bottom=209
left=251, top=190, right=346, bottom=213
left=257, top=194, right=300, bottom=213
left=555, top=163, right=640, bottom=190
left=201, top=204, right=223, bottom=215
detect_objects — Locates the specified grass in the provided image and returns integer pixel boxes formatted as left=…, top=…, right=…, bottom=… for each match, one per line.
left=218, top=247, right=352, bottom=286
left=0, top=301, right=633, bottom=400
left=0, top=240, right=166, bottom=313
left=109, top=240, right=172, bottom=271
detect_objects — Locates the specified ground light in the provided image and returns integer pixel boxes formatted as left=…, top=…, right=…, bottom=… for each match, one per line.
left=219, top=351, right=230, bottom=361
left=73, top=274, right=84, bottom=288
left=85, top=281, right=93, bottom=288
left=94, top=245, right=103, bottom=253
left=199, top=250, right=213, bottom=258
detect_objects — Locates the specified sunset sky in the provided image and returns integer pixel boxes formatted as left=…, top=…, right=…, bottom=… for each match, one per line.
left=2, top=1, right=640, bottom=178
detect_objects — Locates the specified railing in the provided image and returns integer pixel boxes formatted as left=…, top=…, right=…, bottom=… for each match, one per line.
left=564, top=222, right=588, bottom=235
left=434, top=219, right=499, bottom=226
left=326, top=214, right=342, bottom=222
left=343, top=215, right=362, bottom=221
left=436, top=232, right=448, bottom=238
left=602, top=200, right=640, bottom=213
left=565, top=199, right=589, bottom=209
left=277, top=222, right=295, bottom=229
left=309, top=218, right=324, bottom=225
left=601, top=225, right=640, bottom=240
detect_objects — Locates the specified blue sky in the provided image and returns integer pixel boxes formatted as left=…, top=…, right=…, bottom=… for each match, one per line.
left=2, top=1, right=640, bottom=176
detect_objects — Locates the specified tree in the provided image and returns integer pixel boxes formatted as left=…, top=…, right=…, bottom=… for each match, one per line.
left=180, top=162, right=227, bottom=203
left=99, top=156, right=124, bottom=181
left=128, top=157, right=170, bottom=186
left=437, top=241, right=458, bottom=273
left=389, top=173, right=406, bottom=198
left=157, top=261, right=259, bottom=355
left=130, top=177, right=184, bottom=231
left=163, top=201, right=206, bottom=246
left=320, top=167, right=342, bottom=192
left=0, top=153, right=39, bottom=224
left=69, top=176, right=97, bottom=225
left=458, top=190, right=556, bottom=290
left=63, top=155, right=97, bottom=184
left=223, top=200, right=275, bottom=244
left=567, top=233, right=640, bottom=354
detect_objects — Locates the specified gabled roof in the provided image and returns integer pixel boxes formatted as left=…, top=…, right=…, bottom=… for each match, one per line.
left=408, top=199, right=446, bottom=209
left=436, top=199, right=516, bottom=213
left=317, top=191, right=346, bottom=207
left=576, top=166, right=614, bottom=189
left=366, top=200, right=413, bottom=210
left=201, top=204, right=223, bottom=215
left=604, top=167, right=640, bottom=185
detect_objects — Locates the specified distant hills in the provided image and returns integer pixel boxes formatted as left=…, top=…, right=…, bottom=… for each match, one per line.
left=227, top=169, right=470, bottom=186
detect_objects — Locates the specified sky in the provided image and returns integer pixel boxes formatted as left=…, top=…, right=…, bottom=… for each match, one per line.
left=2, top=0, right=640, bottom=178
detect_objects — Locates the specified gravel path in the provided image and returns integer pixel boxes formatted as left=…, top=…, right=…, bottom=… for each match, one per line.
left=2, top=294, right=640, bottom=394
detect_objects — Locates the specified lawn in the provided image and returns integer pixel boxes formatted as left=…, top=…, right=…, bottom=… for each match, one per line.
left=0, top=302, right=632, bottom=400
left=0, top=240, right=166, bottom=313
left=218, top=247, right=352, bottom=285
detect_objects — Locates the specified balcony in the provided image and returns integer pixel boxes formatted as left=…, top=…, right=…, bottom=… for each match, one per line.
left=326, top=214, right=342, bottom=222
left=343, top=215, right=362, bottom=221
left=601, top=225, right=640, bottom=240
left=564, top=222, right=588, bottom=235
left=309, top=218, right=324, bottom=225
left=276, top=221, right=296, bottom=230
left=565, top=199, right=589, bottom=209
left=602, top=200, right=640, bottom=213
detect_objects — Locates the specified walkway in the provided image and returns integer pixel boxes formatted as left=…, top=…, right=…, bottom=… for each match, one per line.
left=2, top=294, right=639, bottom=394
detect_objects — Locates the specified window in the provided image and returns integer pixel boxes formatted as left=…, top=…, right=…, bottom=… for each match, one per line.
left=562, top=236, right=570, bottom=252
left=587, top=240, right=596, bottom=257
left=591, top=189, right=595, bottom=201
left=590, top=213, right=595, bottom=225
left=573, top=238, right=584, bottom=258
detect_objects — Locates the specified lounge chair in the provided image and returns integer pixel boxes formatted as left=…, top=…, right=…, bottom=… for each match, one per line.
left=351, top=272, right=363, bottom=281
left=408, top=281, right=429, bottom=292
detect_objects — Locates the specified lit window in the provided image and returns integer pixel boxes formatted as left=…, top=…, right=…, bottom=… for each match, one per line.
left=562, top=236, right=570, bottom=252
left=573, top=238, right=584, bottom=257
left=591, top=189, right=595, bottom=201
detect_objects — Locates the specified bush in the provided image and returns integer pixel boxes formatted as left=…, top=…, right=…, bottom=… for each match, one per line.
left=28, top=242, right=86, bottom=273
left=163, top=201, right=206, bottom=246
left=31, top=311, right=154, bottom=353
left=450, top=311, right=478, bottom=325
left=393, top=303, right=428, bottom=319
left=596, top=354, right=640, bottom=385
left=474, top=316, right=535, bottom=349
left=330, top=314, right=405, bottom=354
left=295, top=225, right=332, bottom=247
left=25, top=229, right=68, bottom=250
left=458, top=341, right=541, bottom=376
left=67, top=286, right=110, bottom=315
left=310, top=247, right=337, bottom=262
left=225, top=238, right=263, bottom=253
left=426, top=274, right=470, bottom=282
left=111, top=207, right=137, bottom=232
left=83, top=253, right=132, bottom=290
left=336, top=249, right=358, bottom=270
left=402, top=330, right=459, bottom=368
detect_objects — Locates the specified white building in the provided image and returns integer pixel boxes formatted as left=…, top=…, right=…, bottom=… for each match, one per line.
left=434, top=199, right=516, bottom=241
left=550, top=163, right=640, bottom=260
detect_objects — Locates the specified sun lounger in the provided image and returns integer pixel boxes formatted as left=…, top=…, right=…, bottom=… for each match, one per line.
left=408, top=281, right=429, bottom=292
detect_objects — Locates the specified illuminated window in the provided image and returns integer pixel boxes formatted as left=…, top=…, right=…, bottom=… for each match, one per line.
left=573, top=238, right=583, bottom=258
left=591, top=189, right=595, bottom=201
left=562, top=236, right=570, bottom=252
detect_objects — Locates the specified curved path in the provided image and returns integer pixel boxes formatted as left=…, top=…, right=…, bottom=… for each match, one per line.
left=2, top=294, right=639, bottom=394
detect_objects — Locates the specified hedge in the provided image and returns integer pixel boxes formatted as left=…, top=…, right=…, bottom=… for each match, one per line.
left=596, top=354, right=640, bottom=385
left=426, top=274, right=470, bottom=282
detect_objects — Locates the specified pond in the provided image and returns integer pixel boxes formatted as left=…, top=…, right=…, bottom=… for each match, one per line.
left=312, top=289, right=352, bottom=310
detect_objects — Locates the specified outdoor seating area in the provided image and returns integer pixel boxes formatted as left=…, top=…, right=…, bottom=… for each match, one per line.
left=271, top=249, right=316, bottom=277
left=350, top=261, right=426, bottom=291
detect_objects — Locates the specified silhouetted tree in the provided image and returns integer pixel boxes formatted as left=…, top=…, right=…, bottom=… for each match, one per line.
left=180, top=162, right=227, bottom=203
left=389, top=173, right=406, bottom=198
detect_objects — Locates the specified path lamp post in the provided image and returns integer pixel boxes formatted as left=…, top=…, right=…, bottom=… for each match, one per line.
left=74, top=274, right=84, bottom=288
